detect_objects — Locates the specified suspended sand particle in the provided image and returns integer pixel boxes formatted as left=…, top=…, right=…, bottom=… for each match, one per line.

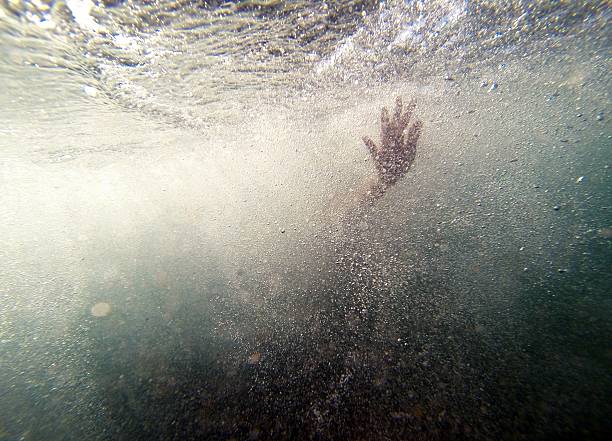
left=91, top=302, right=112, bottom=317
left=247, top=352, right=261, bottom=365
left=597, top=228, right=612, bottom=238
left=82, top=85, right=98, bottom=97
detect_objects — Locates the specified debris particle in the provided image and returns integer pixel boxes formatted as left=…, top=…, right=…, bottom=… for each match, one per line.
left=91, top=302, right=112, bottom=317
left=248, top=352, right=261, bottom=365
left=83, top=85, right=98, bottom=97
left=390, top=411, right=409, bottom=420
left=597, top=228, right=612, bottom=238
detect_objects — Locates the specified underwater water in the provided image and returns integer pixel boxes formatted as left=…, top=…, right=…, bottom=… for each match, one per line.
left=0, top=1, right=610, bottom=440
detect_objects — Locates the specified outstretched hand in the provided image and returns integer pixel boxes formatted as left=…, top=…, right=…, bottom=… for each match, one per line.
left=362, top=97, right=423, bottom=190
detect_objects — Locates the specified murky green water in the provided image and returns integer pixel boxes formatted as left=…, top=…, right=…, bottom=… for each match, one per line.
left=0, top=1, right=610, bottom=440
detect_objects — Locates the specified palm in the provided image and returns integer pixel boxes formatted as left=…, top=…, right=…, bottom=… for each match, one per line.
left=362, top=97, right=423, bottom=188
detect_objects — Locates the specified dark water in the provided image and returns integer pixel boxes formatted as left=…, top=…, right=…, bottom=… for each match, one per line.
left=0, top=1, right=611, bottom=440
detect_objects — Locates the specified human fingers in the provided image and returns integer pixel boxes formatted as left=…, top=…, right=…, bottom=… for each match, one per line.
left=381, top=106, right=390, bottom=137
left=363, top=136, right=378, bottom=156
left=399, top=100, right=417, bottom=132
left=404, top=119, right=423, bottom=147
left=393, top=96, right=403, bottom=123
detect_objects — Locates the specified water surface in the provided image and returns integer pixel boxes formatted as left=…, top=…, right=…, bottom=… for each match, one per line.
left=0, top=1, right=610, bottom=440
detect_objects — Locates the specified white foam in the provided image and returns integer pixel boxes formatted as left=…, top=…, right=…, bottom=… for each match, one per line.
left=66, top=0, right=100, bottom=32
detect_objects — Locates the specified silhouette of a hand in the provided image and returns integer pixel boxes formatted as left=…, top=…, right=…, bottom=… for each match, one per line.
left=362, top=97, right=423, bottom=189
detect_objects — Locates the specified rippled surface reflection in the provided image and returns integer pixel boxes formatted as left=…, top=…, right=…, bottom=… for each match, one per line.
left=0, top=1, right=610, bottom=440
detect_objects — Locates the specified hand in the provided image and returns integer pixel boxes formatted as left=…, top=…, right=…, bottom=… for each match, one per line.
left=362, top=97, right=423, bottom=189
